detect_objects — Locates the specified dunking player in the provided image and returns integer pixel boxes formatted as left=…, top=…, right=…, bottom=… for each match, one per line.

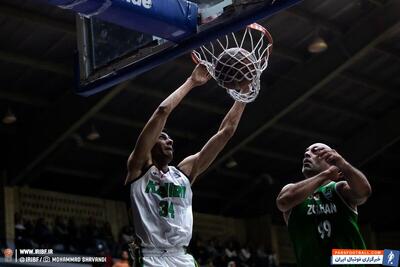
left=276, top=143, right=372, bottom=267
left=125, top=65, right=247, bottom=266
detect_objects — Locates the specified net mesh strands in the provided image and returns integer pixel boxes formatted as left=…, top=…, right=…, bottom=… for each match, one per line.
left=192, top=23, right=273, bottom=102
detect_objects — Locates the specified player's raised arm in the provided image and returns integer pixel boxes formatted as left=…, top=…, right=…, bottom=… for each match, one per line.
left=178, top=100, right=246, bottom=184
left=125, top=65, right=210, bottom=184
left=276, top=165, right=341, bottom=213
left=315, top=147, right=371, bottom=207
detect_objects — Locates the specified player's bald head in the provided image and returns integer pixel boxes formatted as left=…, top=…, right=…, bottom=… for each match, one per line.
left=302, top=143, right=332, bottom=178
left=306, top=143, right=331, bottom=151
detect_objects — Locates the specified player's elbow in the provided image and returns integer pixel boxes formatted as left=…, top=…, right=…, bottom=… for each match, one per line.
left=124, top=173, right=132, bottom=186
left=276, top=185, right=295, bottom=213
left=276, top=193, right=292, bottom=213
left=155, top=104, right=171, bottom=116
left=360, top=182, right=372, bottom=199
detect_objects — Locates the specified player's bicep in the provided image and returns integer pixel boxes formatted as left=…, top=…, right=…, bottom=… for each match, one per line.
left=276, top=183, right=295, bottom=212
left=193, top=131, right=231, bottom=178
left=177, top=154, right=198, bottom=182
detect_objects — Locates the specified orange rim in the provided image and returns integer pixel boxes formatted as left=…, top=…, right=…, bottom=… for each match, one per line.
left=247, top=23, right=273, bottom=54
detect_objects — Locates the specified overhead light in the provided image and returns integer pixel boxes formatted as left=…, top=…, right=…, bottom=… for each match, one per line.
left=2, top=108, right=17, bottom=124
left=86, top=125, right=100, bottom=141
left=308, top=36, right=328, bottom=53
left=225, top=158, right=238, bottom=168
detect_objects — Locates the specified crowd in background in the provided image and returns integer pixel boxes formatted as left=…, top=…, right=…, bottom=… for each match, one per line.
left=11, top=213, right=278, bottom=267
left=189, top=234, right=278, bottom=267
left=14, top=212, right=132, bottom=257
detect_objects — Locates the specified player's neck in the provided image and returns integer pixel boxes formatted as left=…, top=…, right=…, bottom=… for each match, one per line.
left=152, top=155, right=171, bottom=173
left=154, top=162, right=169, bottom=173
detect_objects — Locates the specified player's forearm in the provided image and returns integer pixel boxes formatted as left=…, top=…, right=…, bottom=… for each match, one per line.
left=218, top=101, right=246, bottom=135
left=276, top=171, right=330, bottom=212
left=340, top=161, right=371, bottom=199
left=158, top=78, right=196, bottom=115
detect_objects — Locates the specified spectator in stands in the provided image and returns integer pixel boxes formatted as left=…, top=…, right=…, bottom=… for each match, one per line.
left=115, top=225, right=134, bottom=258
left=194, top=236, right=209, bottom=266
left=205, top=238, right=220, bottom=262
left=238, top=243, right=252, bottom=267
left=66, top=217, right=80, bottom=252
left=112, top=250, right=131, bottom=267
left=254, top=246, right=269, bottom=267
left=34, top=217, right=52, bottom=248
left=100, top=221, right=115, bottom=253
left=266, top=249, right=278, bottom=267
left=24, top=218, right=36, bottom=247
left=224, top=240, right=239, bottom=266
left=53, top=216, right=68, bottom=252
left=15, top=212, right=31, bottom=248
left=92, top=243, right=113, bottom=267
left=82, top=217, right=100, bottom=253
left=119, top=226, right=134, bottom=246
left=213, top=238, right=226, bottom=267
left=205, top=239, right=227, bottom=267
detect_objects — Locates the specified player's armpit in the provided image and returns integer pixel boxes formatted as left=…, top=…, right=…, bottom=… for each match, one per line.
left=125, top=151, right=151, bottom=184
left=177, top=154, right=198, bottom=183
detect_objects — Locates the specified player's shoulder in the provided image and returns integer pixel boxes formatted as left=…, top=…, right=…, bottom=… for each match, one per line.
left=171, top=165, right=191, bottom=181
left=142, top=164, right=158, bottom=178
left=170, top=165, right=186, bottom=175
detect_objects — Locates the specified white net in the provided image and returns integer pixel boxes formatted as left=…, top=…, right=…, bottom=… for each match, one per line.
left=192, top=23, right=273, bottom=103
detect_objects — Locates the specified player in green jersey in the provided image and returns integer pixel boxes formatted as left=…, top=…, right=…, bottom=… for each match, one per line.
left=276, top=143, right=372, bottom=267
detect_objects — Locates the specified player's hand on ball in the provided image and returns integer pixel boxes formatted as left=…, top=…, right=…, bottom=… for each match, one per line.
left=190, top=64, right=211, bottom=86
left=237, top=81, right=251, bottom=94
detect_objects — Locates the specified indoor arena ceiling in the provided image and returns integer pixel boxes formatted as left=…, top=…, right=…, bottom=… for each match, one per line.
left=0, top=0, right=399, bottom=228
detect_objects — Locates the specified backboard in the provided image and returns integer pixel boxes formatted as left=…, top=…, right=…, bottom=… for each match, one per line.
left=49, top=0, right=302, bottom=95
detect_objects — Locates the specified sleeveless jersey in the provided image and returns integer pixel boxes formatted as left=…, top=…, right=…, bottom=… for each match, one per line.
left=288, top=181, right=366, bottom=267
left=130, top=165, right=193, bottom=248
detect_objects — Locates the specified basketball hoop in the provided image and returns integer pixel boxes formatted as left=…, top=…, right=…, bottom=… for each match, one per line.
left=192, top=23, right=273, bottom=103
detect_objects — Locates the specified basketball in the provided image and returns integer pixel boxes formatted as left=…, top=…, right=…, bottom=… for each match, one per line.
left=192, top=23, right=272, bottom=102
left=214, top=48, right=257, bottom=91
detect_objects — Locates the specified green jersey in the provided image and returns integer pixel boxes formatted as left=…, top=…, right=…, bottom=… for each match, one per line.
left=287, top=181, right=366, bottom=267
